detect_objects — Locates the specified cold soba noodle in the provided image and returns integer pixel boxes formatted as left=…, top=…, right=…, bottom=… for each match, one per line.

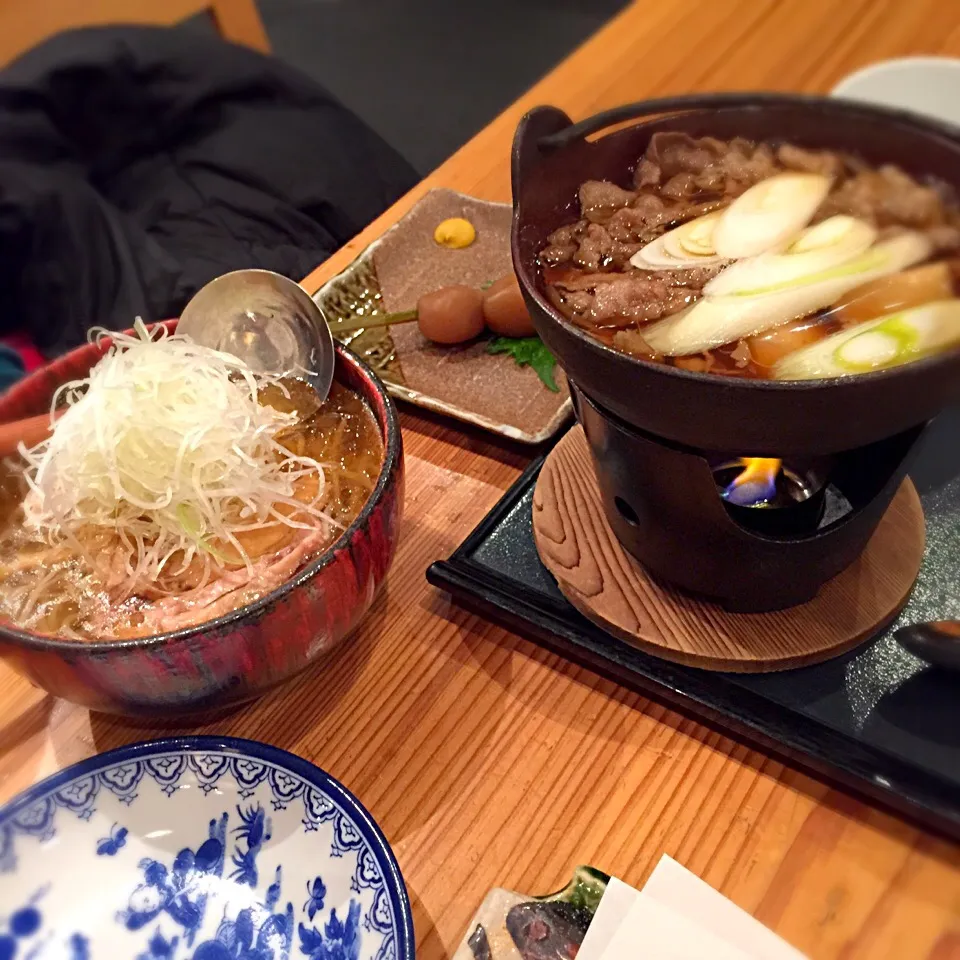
left=541, top=133, right=960, bottom=379
left=0, top=323, right=383, bottom=641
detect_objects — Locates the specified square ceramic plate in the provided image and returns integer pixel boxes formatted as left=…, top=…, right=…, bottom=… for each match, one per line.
left=312, top=189, right=572, bottom=444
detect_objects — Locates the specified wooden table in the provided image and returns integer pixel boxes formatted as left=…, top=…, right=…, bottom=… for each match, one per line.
left=0, top=0, right=270, bottom=67
left=2, top=1, right=960, bottom=956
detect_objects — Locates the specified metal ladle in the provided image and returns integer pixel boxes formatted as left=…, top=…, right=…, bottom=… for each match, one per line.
left=893, top=620, right=960, bottom=672
left=177, top=269, right=336, bottom=402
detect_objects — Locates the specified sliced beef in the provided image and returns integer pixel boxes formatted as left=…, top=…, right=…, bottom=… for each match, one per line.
left=777, top=143, right=844, bottom=178
left=612, top=326, right=661, bottom=359
left=571, top=222, right=641, bottom=270
left=661, top=171, right=700, bottom=200
left=548, top=262, right=720, bottom=326
left=819, top=165, right=949, bottom=228
left=610, top=196, right=726, bottom=244
left=579, top=180, right=636, bottom=223
left=605, top=194, right=673, bottom=242
left=877, top=166, right=948, bottom=224
left=547, top=223, right=585, bottom=247
left=656, top=262, right=725, bottom=287
left=539, top=243, right=576, bottom=266
left=561, top=290, right=598, bottom=318
left=571, top=222, right=613, bottom=270
left=541, top=220, right=586, bottom=265
left=716, top=141, right=779, bottom=195
left=543, top=268, right=640, bottom=291
left=581, top=275, right=697, bottom=325
left=633, top=156, right=660, bottom=189
left=550, top=263, right=721, bottom=293
left=926, top=224, right=960, bottom=251
left=634, top=132, right=719, bottom=190
left=646, top=131, right=725, bottom=177
left=632, top=132, right=776, bottom=200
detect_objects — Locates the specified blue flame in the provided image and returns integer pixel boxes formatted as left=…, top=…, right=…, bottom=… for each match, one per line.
left=723, top=458, right=780, bottom=507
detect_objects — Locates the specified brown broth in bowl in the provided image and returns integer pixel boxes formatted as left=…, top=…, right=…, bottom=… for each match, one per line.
left=0, top=380, right=383, bottom=641
left=540, top=133, right=960, bottom=379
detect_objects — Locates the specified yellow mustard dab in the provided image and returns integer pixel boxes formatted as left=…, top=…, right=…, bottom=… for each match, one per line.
left=434, top=217, right=476, bottom=249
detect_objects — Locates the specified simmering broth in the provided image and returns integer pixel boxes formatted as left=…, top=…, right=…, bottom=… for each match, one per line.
left=541, top=133, right=960, bottom=380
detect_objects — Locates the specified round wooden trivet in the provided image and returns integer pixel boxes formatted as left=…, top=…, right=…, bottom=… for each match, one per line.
left=533, top=426, right=925, bottom=673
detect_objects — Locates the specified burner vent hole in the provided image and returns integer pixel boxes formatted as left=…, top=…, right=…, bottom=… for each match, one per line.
left=615, top=496, right=639, bottom=526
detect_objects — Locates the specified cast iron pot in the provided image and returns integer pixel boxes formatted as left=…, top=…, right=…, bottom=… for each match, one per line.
left=0, top=323, right=403, bottom=716
left=511, top=92, right=960, bottom=457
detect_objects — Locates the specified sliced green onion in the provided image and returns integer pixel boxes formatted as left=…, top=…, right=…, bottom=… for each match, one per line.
left=630, top=212, right=727, bottom=271
left=773, top=300, right=960, bottom=379
left=704, top=217, right=876, bottom=298
left=728, top=245, right=888, bottom=298
left=712, top=172, right=832, bottom=259
left=643, top=231, right=932, bottom=357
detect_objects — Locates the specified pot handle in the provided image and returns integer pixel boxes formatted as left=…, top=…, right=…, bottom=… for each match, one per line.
left=534, top=90, right=960, bottom=151
left=511, top=105, right=576, bottom=202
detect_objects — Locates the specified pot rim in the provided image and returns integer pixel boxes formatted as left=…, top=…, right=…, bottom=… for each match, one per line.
left=513, top=92, right=960, bottom=395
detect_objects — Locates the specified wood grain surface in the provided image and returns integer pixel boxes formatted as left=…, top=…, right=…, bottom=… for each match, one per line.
left=534, top=426, right=925, bottom=672
left=3, top=2, right=960, bottom=957
left=0, top=0, right=271, bottom=67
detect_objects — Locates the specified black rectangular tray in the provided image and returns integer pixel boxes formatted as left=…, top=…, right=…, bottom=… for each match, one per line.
left=427, top=409, right=960, bottom=841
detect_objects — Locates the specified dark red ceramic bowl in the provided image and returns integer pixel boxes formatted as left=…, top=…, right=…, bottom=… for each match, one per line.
left=512, top=92, right=960, bottom=456
left=0, top=322, right=403, bottom=716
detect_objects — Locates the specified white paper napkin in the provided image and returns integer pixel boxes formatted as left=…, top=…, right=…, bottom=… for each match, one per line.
left=601, top=896, right=755, bottom=960
left=579, top=855, right=808, bottom=960
left=641, top=855, right=808, bottom=960
left=577, top=877, right=642, bottom=959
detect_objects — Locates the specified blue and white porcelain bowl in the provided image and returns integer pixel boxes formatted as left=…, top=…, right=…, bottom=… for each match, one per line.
left=0, top=737, right=414, bottom=960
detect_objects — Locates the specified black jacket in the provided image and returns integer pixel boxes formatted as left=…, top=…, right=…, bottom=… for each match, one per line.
left=0, top=25, right=418, bottom=356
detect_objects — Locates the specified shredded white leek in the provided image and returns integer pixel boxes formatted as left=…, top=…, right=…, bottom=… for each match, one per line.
left=18, top=320, right=331, bottom=597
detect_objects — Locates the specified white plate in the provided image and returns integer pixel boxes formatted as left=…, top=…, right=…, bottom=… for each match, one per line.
left=0, top=737, right=413, bottom=960
left=832, top=56, right=960, bottom=127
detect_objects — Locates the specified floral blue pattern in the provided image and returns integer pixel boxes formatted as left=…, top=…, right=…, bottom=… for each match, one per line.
left=118, top=813, right=229, bottom=945
left=119, top=817, right=357, bottom=960
left=137, top=930, right=180, bottom=959
left=231, top=805, right=273, bottom=887
left=0, top=887, right=90, bottom=959
left=297, top=900, right=362, bottom=960
left=0, top=739, right=412, bottom=960
left=189, top=863, right=293, bottom=960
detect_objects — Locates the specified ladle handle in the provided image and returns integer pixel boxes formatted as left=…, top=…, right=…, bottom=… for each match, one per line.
left=532, top=91, right=960, bottom=152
